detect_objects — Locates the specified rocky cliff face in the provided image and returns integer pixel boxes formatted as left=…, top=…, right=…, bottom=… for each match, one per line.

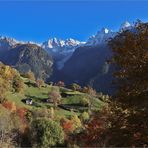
left=42, top=38, right=85, bottom=70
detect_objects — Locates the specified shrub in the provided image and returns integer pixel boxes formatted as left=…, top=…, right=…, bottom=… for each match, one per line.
left=30, top=118, right=64, bottom=147
left=13, top=76, right=24, bottom=93
left=0, top=105, right=22, bottom=147
left=48, top=87, right=61, bottom=108
left=35, top=79, right=44, bottom=88
left=70, top=83, right=81, bottom=91
left=24, top=71, right=35, bottom=81
left=80, top=112, right=90, bottom=123
left=16, top=108, right=27, bottom=123
left=79, top=97, right=89, bottom=107
left=71, top=115, right=82, bottom=133
left=60, top=118, right=74, bottom=134
left=56, top=81, right=65, bottom=87
left=2, top=101, right=16, bottom=112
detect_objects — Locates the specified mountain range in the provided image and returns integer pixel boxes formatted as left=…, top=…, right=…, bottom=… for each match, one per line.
left=0, top=21, right=132, bottom=94
left=42, top=38, right=85, bottom=70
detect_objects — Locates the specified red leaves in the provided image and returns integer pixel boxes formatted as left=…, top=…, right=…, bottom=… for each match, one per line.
left=133, top=132, right=141, bottom=140
left=2, top=101, right=27, bottom=123
left=84, top=117, right=106, bottom=144
left=16, top=108, right=27, bottom=123
left=60, top=118, right=74, bottom=134
left=2, top=101, right=16, bottom=112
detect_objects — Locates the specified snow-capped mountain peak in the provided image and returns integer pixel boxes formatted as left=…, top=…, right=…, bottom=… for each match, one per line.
left=86, top=27, right=116, bottom=46
left=85, top=21, right=133, bottom=46
left=0, top=36, right=19, bottom=46
left=46, top=38, right=65, bottom=48
left=0, top=36, right=42, bottom=52
left=120, top=21, right=132, bottom=31
left=0, top=36, right=21, bottom=51
left=101, top=28, right=110, bottom=34
left=42, top=38, right=82, bottom=50
left=65, top=38, right=81, bottom=46
left=42, top=38, right=85, bottom=70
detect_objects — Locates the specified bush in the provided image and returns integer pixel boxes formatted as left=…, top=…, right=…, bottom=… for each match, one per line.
left=30, top=118, right=64, bottom=147
left=24, top=71, right=35, bottom=81
left=70, top=83, right=81, bottom=91
left=79, top=97, right=89, bottom=107
left=56, top=81, right=65, bottom=87
left=2, top=101, right=16, bottom=112
left=63, top=95, right=89, bottom=107
left=80, top=112, right=89, bottom=123
left=60, top=118, right=74, bottom=134
left=35, top=79, right=44, bottom=88
left=48, top=87, right=61, bottom=108
left=71, top=115, right=82, bottom=133
left=0, top=105, right=22, bottom=147
left=13, top=76, right=24, bottom=93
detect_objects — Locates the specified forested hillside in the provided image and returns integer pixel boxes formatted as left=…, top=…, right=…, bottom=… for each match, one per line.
left=0, top=44, right=53, bottom=80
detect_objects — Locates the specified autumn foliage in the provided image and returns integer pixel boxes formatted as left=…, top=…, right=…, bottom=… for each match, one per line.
left=107, top=21, right=148, bottom=146
left=75, top=22, right=148, bottom=147
left=60, top=118, right=74, bottom=134
left=2, top=101, right=27, bottom=122
left=16, top=108, right=27, bottom=123
left=2, top=101, right=16, bottom=112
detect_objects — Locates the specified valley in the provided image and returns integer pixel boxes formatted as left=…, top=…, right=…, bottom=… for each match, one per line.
left=0, top=21, right=131, bottom=94
left=0, top=19, right=147, bottom=147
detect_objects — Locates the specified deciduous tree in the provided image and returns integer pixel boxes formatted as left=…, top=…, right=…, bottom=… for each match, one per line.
left=107, top=21, right=148, bottom=146
left=48, top=87, right=61, bottom=108
left=30, top=118, right=64, bottom=147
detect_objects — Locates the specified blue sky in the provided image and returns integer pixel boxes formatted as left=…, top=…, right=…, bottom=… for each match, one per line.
left=0, top=1, right=147, bottom=42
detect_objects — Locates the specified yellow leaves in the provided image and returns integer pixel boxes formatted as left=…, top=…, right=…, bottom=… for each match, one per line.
left=71, top=114, right=82, bottom=130
left=0, top=63, right=18, bottom=80
left=11, top=102, right=17, bottom=112
left=25, top=71, right=35, bottom=81
left=0, top=63, right=22, bottom=100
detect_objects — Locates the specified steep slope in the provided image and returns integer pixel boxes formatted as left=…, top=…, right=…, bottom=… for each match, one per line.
left=51, top=27, right=119, bottom=94
left=0, top=44, right=53, bottom=80
left=0, top=36, right=19, bottom=52
left=51, top=22, right=133, bottom=94
left=0, top=21, right=132, bottom=94
left=85, top=28, right=116, bottom=46
left=0, top=36, right=40, bottom=51
left=52, top=45, right=115, bottom=94
left=120, top=21, right=132, bottom=31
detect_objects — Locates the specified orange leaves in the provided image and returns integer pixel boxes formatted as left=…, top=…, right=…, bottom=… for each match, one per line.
left=16, top=107, right=27, bottom=122
left=84, top=117, right=106, bottom=143
left=2, top=101, right=27, bottom=123
left=2, top=101, right=16, bottom=112
left=60, top=118, right=74, bottom=134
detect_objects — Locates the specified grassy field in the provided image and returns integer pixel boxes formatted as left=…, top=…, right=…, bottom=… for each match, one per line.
left=5, top=78, right=104, bottom=118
